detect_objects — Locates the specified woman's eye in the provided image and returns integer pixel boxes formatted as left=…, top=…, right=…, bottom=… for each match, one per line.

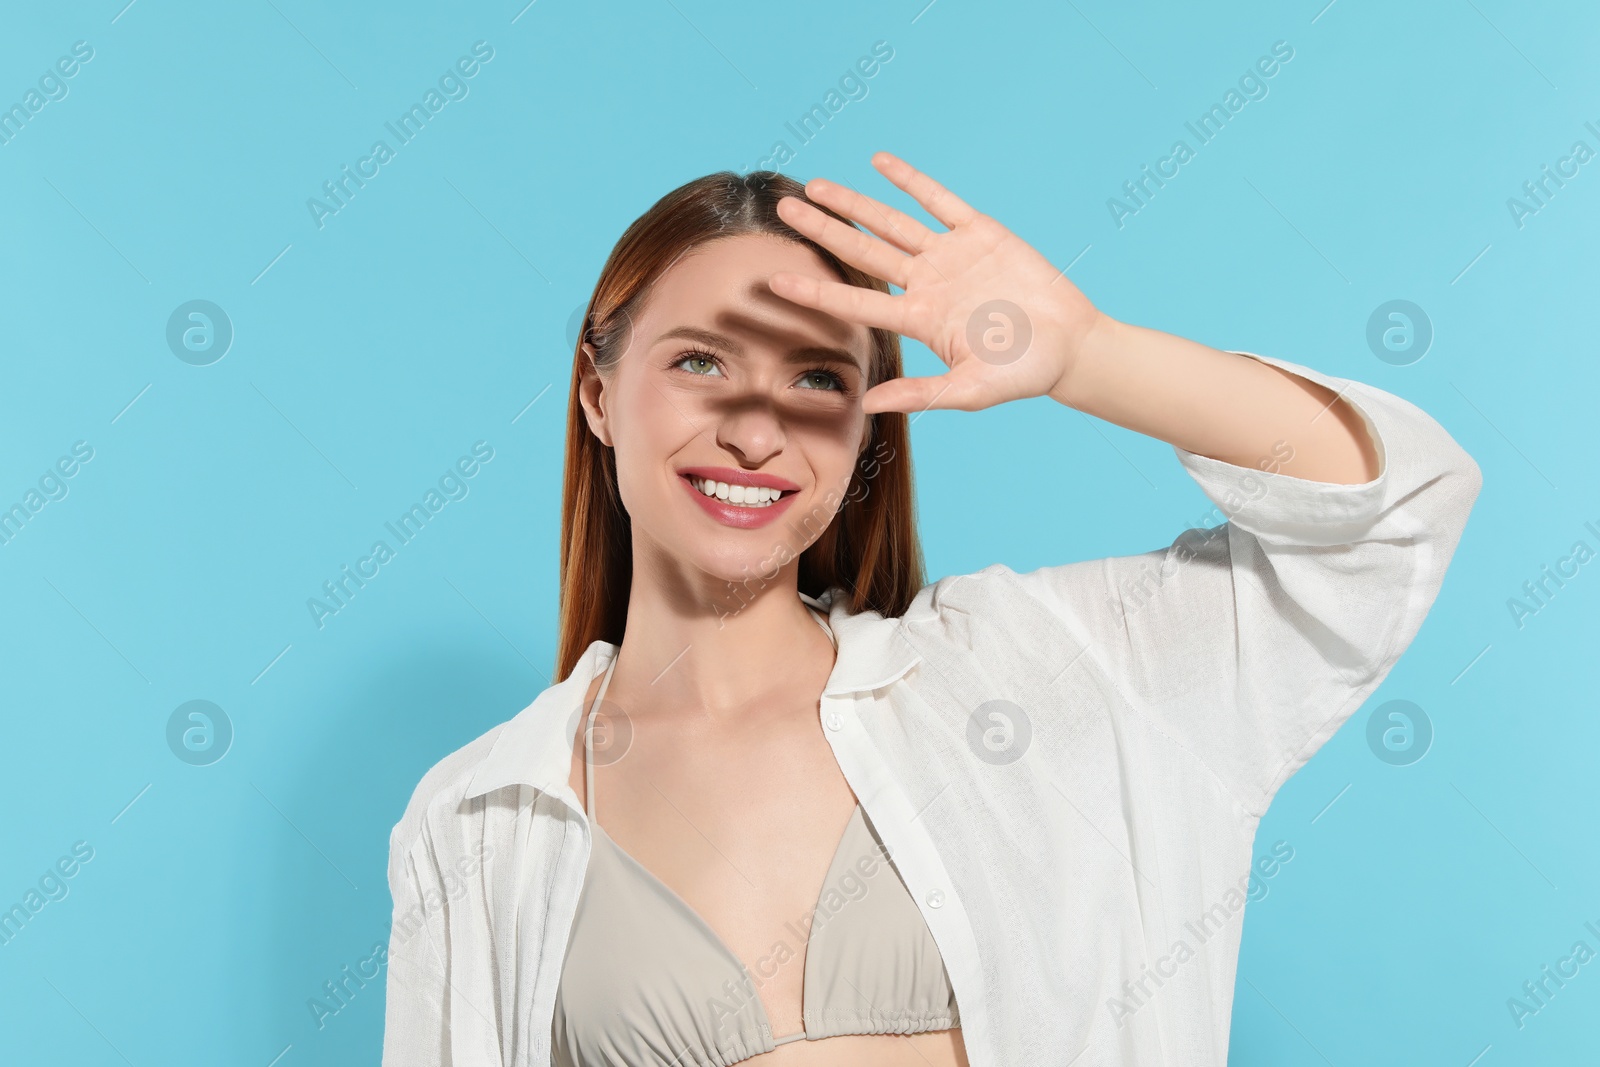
left=798, top=370, right=843, bottom=391
left=675, top=353, right=722, bottom=376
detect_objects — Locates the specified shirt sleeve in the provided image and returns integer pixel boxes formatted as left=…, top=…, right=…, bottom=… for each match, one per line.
left=1010, top=350, right=1483, bottom=817
left=381, top=822, right=453, bottom=1066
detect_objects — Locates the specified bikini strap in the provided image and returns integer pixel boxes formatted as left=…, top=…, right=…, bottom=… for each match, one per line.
left=585, top=653, right=620, bottom=819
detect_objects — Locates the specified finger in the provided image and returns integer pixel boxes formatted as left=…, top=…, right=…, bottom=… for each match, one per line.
left=775, top=195, right=912, bottom=288
left=862, top=372, right=983, bottom=415
left=767, top=270, right=909, bottom=334
left=870, top=151, right=979, bottom=231
left=802, top=176, right=937, bottom=256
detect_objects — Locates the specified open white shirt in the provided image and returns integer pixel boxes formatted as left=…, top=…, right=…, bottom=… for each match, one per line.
left=381, top=351, right=1483, bottom=1066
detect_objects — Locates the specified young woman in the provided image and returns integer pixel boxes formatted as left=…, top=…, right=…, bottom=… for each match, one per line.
left=382, top=153, right=1481, bottom=1067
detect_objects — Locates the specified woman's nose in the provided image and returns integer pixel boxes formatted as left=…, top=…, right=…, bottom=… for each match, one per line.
left=713, top=397, right=786, bottom=467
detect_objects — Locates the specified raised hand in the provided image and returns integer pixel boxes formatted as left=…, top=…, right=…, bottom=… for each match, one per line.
left=767, top=151, right=1109, bottom=415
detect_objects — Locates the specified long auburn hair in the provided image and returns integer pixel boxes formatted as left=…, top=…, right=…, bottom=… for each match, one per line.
left=555, top=170, right=926, bottom=681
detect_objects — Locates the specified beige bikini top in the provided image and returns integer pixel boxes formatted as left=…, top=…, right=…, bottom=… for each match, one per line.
left=551, top=605, right=960, bottom=1066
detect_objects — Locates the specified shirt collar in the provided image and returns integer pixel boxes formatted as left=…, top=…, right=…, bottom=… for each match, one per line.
left=460, top=587, right=922, bottom=803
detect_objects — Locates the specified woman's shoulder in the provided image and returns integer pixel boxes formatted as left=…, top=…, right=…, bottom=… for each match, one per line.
left=898, top=562, right=1097, bottom=628
left=387, top=641, right=613, bottom=861
left=829, top=562, right=1092, bottom=658
left=388, top=717, right=512, bottom=859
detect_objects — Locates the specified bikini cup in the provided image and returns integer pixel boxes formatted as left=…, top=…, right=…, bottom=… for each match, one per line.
left=550, top=604, right=960, bottom=1067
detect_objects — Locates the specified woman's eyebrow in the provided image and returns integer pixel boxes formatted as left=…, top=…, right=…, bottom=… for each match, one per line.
left=785, top=345, right=863, bottom=371
left=656, top=325, right=739, bottom=353
left=655, top=325, right=863, bottom=370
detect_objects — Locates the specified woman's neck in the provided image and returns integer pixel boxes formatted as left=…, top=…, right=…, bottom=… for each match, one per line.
left=610, top=559, right=836, bottom=720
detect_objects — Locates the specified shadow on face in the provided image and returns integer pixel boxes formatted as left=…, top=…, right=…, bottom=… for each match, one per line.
left=579, top=233, right=877, bottom=589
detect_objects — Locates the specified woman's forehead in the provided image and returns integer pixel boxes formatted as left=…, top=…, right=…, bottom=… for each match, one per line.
left=633, top=236, right=872, bottom=365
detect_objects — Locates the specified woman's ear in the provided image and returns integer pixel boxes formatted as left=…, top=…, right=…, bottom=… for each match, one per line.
left=577, top=342, right=614, bottom=447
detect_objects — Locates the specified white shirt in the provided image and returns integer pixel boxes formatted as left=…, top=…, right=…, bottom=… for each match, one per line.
left=381, top=351, right=1482, bottom=1066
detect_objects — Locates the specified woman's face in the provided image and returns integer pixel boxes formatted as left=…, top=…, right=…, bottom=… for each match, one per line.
left=579, top=233, right=875, bottom=590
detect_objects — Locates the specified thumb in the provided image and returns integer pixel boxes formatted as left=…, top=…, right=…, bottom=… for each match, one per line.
left=863, top=373, right=974, bottom=415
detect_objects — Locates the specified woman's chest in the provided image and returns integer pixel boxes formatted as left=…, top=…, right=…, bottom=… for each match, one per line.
left=562, top=700, right=868, bottom=1033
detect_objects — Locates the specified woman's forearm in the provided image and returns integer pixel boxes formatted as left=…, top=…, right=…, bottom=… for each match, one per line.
left=1049, top=313, right=1382, bottom=486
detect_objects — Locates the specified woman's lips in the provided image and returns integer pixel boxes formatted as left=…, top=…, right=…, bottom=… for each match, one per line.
left=679, top=473, right=799, bottom=529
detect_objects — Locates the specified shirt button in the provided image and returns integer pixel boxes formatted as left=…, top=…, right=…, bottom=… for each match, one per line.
left=925, top=889, right=944, bottom=909
left=824, top=711, right=844, bottom=731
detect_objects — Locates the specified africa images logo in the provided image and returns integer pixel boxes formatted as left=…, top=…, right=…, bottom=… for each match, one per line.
left=305, top=41, right=495, bottom=230
left=1106, top=40, right=1295, bottom=229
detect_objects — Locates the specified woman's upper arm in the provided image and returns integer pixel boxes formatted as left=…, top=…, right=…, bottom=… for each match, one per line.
left=382, top=821, right=452, bottom=1066
left=1009, top=352, right=1483, bottom=815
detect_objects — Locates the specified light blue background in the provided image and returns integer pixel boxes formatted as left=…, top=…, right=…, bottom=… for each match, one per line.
left=2, top=1, right=1596, bottom=1064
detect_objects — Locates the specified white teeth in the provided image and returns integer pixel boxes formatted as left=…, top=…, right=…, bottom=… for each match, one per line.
left=689, top=476, right=784, bottom=508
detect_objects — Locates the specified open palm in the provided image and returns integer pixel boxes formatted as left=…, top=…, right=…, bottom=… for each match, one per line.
left=767, top=151, right=1105, bottom=415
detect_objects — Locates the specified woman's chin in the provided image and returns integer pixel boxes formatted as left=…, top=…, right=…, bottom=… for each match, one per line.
left=677, top=549, right=796, bottom=598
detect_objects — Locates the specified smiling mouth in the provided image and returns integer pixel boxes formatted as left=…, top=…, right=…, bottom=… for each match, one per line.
left=684, top=475, right=790, bottom=508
